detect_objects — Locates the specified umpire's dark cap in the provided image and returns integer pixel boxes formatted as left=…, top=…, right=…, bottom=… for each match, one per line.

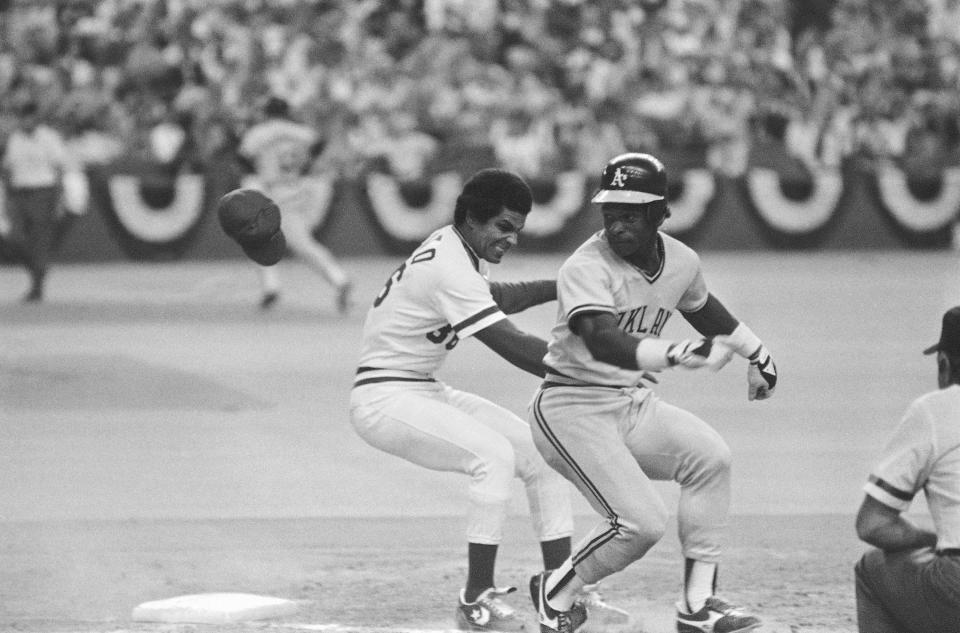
left=923, top=306, right=960, bottom=355
left=216, top=188, right=286, bottom=266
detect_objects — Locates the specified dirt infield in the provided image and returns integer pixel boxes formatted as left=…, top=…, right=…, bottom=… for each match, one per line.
left=1, top=514, right=859, bottom=633
left=3, top=252, right=959, bottom=632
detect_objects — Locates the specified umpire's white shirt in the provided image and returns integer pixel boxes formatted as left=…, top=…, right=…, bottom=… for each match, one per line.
left=864, top=385, right=960, bottom=550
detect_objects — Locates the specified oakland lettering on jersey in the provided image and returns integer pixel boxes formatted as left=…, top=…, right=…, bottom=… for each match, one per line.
left=616, top=305, right=671, bottom=336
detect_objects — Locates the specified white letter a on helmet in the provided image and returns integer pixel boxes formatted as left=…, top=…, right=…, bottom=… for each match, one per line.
left=611, top=167, right=628, bottom=188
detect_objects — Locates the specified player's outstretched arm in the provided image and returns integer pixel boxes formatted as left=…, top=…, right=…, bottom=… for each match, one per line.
left=683, top=294, right=778, bottom=400
left=474, top=318, right=549, bottom=377
left=574, top=312, right=731, bottom=372
left=489, top=280, right=556, bottom=314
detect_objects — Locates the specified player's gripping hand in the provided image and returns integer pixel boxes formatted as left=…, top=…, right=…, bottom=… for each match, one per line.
left=667, top=337, right=733, bottom=371
left=747, top=345, right=777, bottom=400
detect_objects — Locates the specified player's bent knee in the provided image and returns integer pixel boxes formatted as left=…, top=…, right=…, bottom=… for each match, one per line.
left=619, top=507, right=669, bottom=549
left=488, top=454, right=517, bottom=483
left=709, top=443, right=732, bottom=473
left=635, top=519, right=668, bottom=547
left=684, top=443, right=732, bottom=484
left=468, top=450, right=517, bottom=494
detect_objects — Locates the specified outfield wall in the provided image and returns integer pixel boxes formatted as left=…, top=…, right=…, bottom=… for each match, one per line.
left=3, top=147, right=959, bottom=263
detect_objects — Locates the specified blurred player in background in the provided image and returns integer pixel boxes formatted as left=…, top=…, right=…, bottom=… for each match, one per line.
left=855, top=306, right=960, bottom=633
left=0, top=100, right=70, bottom=303
left=350, top=168, right=628, bottom=632
left=527, top=153, right=778, bottom=633
left=239, top=96, right=352, bottom=312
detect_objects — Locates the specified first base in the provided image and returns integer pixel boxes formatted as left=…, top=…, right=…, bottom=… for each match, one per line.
left=131, top=592, right=298, bottom=623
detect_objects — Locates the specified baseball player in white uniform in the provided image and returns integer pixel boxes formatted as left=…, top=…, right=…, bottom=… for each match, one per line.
left=526, top=153, right=778, bottom=633
left=239, top=96, right=351, bottom=311
left=855, top=306, right=960, bottom=633
left=350, top=169, right=580, bottom=632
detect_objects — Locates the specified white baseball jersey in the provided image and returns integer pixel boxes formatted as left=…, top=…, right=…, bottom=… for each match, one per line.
left=354, top=225, right=507, bottom=384
left=544, top=230, right=708, bottom=386
left=864, top=385, right=960, bottom=550
left=239, top=118, right=315, bottom=187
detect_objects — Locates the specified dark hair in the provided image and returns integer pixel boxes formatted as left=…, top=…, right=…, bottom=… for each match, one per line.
left=945, top=351, right=960, bottom=385
left=265, top=96, right=290, bottom=119
left=453, top=168, right=532, bottom=226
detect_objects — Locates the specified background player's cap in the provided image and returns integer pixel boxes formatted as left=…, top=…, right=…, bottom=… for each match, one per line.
left=591, top=152, right=667, bottom=205
left=216, top=188, right=286, bottom=266
left=923, top=306, right=960, bottom=355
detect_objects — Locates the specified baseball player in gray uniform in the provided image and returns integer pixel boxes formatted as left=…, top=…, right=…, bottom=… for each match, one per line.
left=350, top=168, right=586, bottom=632
left=526, top=153, right=778, bottom=633
left=855, top=306, right=960, bottom=633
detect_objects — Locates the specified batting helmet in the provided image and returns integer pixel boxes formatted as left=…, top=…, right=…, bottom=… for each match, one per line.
left=591, top=153, right=668, bottom=205
left=216, top=188, right=286, bottom=266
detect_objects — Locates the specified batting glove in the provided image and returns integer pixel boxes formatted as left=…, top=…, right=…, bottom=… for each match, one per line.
left=667, top=337, right=733, bottom=371
left=727, top=323, right=778, bottom=400
left=747, top=345, right=777, bottom=400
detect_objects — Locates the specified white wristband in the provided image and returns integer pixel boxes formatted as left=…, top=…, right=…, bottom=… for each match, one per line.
left=726, top=323, right=763, bottom=359
left=635, top=337, right=674, bottom=371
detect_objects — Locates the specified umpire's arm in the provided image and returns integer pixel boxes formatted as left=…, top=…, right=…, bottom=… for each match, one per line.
left=856, top=494, right=937, bottom=551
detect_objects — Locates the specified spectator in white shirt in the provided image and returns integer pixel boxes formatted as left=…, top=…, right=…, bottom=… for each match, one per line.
left=1, top=100, right=69, bottom=302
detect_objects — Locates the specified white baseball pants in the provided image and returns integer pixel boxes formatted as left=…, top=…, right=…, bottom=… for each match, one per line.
left=350, top=380, right=573, bottom=544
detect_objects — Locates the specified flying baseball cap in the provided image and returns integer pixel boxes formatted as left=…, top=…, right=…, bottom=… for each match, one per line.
left=923, top=306, right=960, bottom=355
left=216, top=188, right=286, bottom=266
left=591, top=152, right=668, bottom=205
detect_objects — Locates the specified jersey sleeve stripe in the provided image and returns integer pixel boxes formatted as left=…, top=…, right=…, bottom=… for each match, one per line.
left=863, top=483, right=912, bottom=511
left=867, top=474, right=914, bottom=501
left=452, top=305, right=501, bottom=333
left=864, top=475, right=914, bottom=510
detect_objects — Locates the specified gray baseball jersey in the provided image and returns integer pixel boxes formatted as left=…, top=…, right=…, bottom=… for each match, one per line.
left=544, top=229, right=708, bottom=386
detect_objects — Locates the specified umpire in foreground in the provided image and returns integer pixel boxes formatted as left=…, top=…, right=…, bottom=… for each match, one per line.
left=855, top=306, right=960, bottom=633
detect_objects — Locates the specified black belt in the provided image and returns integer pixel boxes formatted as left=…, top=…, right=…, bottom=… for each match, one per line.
left=353, top=366, right=435, bottom=388
left=938, top=548, right=960, bottom=556
left=541, top=380, right=634, bottom=390
left=540, top=368, right=645, bottom=391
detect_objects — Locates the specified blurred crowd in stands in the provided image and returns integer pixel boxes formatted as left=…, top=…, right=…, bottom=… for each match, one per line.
left=2, top=0, right=960, bottom=185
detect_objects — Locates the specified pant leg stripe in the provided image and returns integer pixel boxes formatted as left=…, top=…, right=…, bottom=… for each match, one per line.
left=532, top=390, right=621, bottom=525
left=572, top=528, right=619, bottom=567
left=546, top=568, right=578, bottom=601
